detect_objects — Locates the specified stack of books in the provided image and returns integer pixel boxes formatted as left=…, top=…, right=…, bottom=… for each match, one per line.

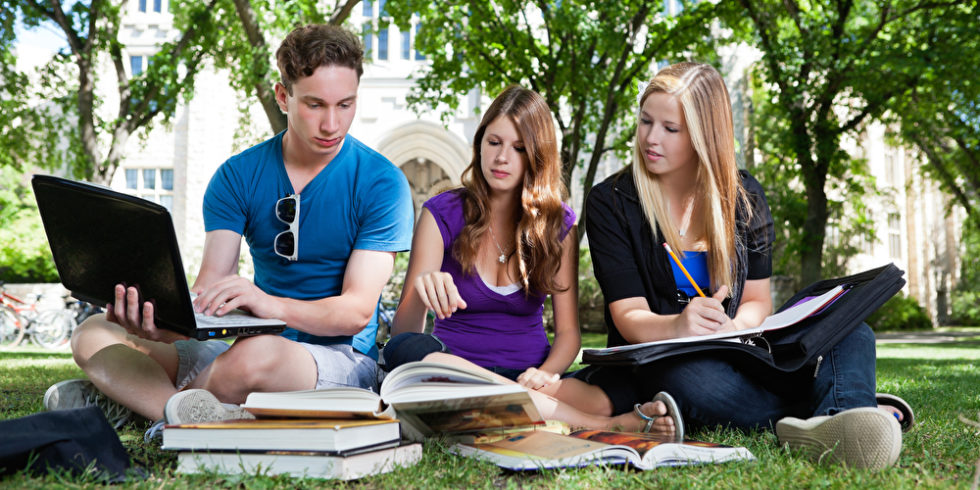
left=164, top=361, right=755, bottom=478
left=161, top=361, right=536, bottom=480
left=163, top=418, right=420, bottom=480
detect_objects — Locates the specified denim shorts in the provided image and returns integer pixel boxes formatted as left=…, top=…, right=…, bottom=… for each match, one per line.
left=174, top=339, right=379, bottom=391
left=174, top=339, right=231, bottom=390
left=301, top=342, right=379, bottom=391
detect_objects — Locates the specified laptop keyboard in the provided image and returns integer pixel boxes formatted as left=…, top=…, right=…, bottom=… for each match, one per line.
left=194, top=311, right=285, bottom=327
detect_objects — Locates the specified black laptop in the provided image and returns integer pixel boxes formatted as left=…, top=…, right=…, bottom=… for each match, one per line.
left=32, top=174, right=286, bottom=340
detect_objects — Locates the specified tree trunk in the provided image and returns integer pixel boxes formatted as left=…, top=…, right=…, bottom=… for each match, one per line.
left=800, top=184, right=828, bottom=286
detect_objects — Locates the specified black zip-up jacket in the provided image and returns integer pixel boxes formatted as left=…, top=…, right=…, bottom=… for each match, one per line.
left=585, top=167, right=775, bottom=349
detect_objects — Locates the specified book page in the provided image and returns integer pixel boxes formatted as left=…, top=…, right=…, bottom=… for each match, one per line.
left=393, top=390, right=542, bottom=435
left=243, top=387, right=384, bottom=418
left=380, top=361, right=503, bottom=398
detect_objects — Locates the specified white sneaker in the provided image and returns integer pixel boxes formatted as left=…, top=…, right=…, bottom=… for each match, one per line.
left=164, top=389, right=255, bottom=425
left=43, top=378, right=133, bottom=429
left=776, top=407, right=902, bottom=470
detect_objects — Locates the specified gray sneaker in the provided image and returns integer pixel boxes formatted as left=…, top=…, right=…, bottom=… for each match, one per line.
left=776, top=407, right=902, bottom=470
left=164, top=389, right=255, bottom=425
left=43, top=378, right=133, bottom=429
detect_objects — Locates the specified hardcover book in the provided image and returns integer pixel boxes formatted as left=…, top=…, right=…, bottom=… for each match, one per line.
left=161, top=418, right=400, bottom=453
left=176, top=443, right=423, bottom=480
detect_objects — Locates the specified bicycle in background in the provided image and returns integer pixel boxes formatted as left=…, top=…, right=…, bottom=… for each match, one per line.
left=0, top=282, right=77, bottom=349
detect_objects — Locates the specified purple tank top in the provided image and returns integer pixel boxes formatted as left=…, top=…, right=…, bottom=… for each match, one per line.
left=423, top=190, right=576, bottom=370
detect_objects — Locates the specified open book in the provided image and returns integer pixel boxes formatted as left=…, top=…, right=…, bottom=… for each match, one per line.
left=242, top=362, right=542, bottom=439
left=586, top=284, right=848, bottom=357
left=451, top=430, right=755, bottom=470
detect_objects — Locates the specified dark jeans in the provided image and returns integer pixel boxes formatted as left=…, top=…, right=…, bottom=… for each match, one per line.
left=578, top=323, right=878, bottom=431
left=381, top=332, right=524, bottom=381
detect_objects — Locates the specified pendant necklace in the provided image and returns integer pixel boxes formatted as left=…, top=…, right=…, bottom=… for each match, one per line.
left=677, top=195, right=695, bottom=238
left=489, top=225, right=509, bottom=264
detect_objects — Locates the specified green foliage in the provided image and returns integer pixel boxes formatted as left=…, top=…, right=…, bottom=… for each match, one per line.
left=386, top=0, right=721, bottom=239
left=949, top=291, right=980, bottom=326
left=950, top=216, right=980, bottom=326
left=867, top=294, right=933, bottom=332
left=724, top=0, right=972, bottom=284
left=883, top=1, right=980, bottom=221
left=0, top=168, right=57, bottom=282
left=6, top=0, right=224, bottom=184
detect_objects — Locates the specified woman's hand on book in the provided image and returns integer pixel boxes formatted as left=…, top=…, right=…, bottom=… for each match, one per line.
left=672, top=286, right=736, bottom=337
left=516, top=367, right=560, bottom=390
left=415, top=272, right=468, bottom=320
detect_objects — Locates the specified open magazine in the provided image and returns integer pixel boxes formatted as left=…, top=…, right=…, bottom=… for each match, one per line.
left=451, top=430, right=755, bottom=470
left=242, top=361, right=542, bottom=438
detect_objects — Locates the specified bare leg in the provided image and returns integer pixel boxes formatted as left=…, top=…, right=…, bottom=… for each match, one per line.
left=70, top=314, right=180, bottom=421
left=423, top=353, right=676, bottom=436
left=540, top=377, right=615, bottom=416
left=190, top=335, right=317, bottom=404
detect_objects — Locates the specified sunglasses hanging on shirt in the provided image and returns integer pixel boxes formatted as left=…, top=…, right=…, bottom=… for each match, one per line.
left=275, top=193, right=300, bottom=261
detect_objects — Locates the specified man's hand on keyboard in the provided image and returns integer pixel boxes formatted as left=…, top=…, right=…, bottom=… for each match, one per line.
left=193, top=275, right=283, bottom=321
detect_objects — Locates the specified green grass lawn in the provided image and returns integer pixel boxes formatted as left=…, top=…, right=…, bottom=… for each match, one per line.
left=2, top=328, right=979, bottom=488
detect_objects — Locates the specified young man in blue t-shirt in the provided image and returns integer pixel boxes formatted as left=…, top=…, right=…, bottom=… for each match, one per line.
left=44, top=24, right=414, bottom=431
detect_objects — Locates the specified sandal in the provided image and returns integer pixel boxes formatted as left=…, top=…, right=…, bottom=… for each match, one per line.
left=633, top=391, right=685, bottom=442
left=876, top=392, right=914, bottom=432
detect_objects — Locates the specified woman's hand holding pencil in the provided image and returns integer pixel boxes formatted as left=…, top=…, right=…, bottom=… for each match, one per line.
left=663, top=243, right=738, bottom=337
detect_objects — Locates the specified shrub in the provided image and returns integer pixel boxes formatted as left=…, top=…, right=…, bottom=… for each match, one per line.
left=949, top=291, right=980, bottom=326
left=867, top=294, right=932, bottom=331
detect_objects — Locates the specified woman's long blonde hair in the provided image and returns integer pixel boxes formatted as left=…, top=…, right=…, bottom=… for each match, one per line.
left=631, top=62, right=749, bottom=293
left=455, top=85, right=568, bottom=296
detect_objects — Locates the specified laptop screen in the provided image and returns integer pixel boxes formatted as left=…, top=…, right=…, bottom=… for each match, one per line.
left=32, top=174, right=198, bottom=336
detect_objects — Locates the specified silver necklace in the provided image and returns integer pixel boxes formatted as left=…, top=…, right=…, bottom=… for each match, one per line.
left=677, top=195, right=695, bottom=238
left=488, top=225, right=509, bottom=264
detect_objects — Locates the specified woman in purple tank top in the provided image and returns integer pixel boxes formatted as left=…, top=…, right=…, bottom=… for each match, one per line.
left=382, top=86, right=682, bottom=438
left=385, top=85, right=580, bottom=393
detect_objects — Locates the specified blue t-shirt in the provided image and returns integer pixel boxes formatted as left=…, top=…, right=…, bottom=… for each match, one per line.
left=203, top=132, right=414, bottom=359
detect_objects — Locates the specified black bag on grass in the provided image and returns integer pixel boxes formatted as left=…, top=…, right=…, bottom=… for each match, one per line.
left=0, top=405, right=137, bottom=482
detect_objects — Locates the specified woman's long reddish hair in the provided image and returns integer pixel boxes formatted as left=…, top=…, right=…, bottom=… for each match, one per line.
left=455, top=85, right=568, bottom=295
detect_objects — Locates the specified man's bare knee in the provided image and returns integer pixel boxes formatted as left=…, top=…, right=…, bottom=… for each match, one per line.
left=70, top=314, right=129, bottom=366
left=210, top=336, right=282, bottom=391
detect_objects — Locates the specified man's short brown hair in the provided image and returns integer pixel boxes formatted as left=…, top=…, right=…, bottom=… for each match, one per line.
left=276, top=24, right=364, bottom=94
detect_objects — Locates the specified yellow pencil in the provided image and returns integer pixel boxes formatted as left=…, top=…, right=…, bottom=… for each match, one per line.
left=663, top=242, right=706, bottom=298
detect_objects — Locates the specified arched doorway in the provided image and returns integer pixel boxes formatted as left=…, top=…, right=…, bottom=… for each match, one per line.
left=375, top=121, right=470, bottom=216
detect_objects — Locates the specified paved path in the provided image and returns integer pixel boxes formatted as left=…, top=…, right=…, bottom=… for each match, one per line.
left=875, top=330, right=980, bottom=344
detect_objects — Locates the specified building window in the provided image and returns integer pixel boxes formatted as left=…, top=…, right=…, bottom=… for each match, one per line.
left=414, top=23, right=426, bottom=60
left=888, top=212, right=902, bottom=259
left=153, top=0, right=162, bottom=13
left=379, top=0, right=387, bottom=16
left=362, top=24, right=372, bottom=58
left=130, top=56, right=144, bottom=76
left=362, top=0, right=373, bottom=16
left=402, top=30, right=411, bottom=59
left=378, top=26, right=389, bottom=60
left=123, top=168, right=174, bottom=212
left=138, top=0, right=147, bottom=12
